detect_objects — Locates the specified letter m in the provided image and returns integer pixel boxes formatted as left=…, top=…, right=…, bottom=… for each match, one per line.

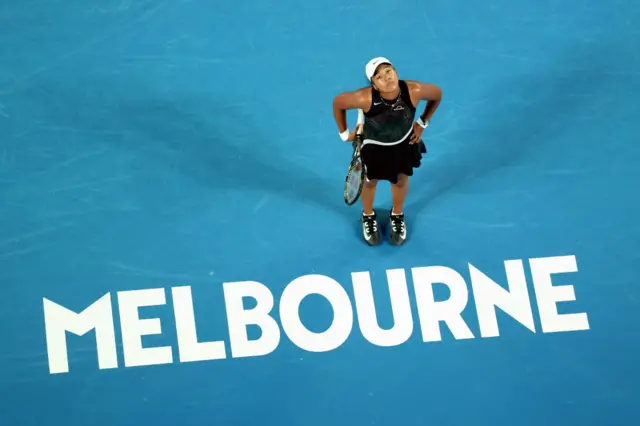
left=43, top=294, right=118, bottom=374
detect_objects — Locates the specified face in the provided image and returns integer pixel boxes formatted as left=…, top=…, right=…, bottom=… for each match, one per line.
left=371, top=64, right=399, bottom=93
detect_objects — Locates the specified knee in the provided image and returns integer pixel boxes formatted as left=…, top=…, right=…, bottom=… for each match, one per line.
left=394, top=174, right=409, bottom=188
left=364, top=178, right=378, bottom=189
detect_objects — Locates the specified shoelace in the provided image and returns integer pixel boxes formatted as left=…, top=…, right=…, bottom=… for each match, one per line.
left=391, top=216, right=405, bottom=233
left=364, top=217, right=378, bottom=234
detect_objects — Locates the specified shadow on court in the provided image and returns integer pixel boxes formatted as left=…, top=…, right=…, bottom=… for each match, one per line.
left=129, top=93, right=355, bottom=222
left=404, top=43, right=618, bottom=216
left=30, top=76, right=354, bottom=224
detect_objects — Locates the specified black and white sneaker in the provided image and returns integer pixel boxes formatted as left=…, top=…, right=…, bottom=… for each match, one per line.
left=361, top=211, right=381, bottom=246
left=388, top=209, right=407, bottom=246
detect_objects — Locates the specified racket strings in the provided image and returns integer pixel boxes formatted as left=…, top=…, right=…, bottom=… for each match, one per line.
left=345, top=160, right=364, bottom=204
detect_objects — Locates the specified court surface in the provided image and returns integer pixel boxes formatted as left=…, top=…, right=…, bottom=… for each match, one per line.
left=1, top=0, right=639, bottom=425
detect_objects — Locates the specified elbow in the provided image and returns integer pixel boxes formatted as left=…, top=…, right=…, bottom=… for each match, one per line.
left=333, top=94, right=345, bottom=111
left=433, top=85, right=443, bottom=101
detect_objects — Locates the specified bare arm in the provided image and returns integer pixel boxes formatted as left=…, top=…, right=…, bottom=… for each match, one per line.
left=407, top=81, right=442, bottom=123
left=332, top=88, right=371, bottom=135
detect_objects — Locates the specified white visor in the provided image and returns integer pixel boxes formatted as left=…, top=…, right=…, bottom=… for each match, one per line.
left=365, top=57, right=392, bottom=81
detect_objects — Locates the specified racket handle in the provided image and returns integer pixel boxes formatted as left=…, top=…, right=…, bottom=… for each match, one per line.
left=356, top=109, right=365, bottom=135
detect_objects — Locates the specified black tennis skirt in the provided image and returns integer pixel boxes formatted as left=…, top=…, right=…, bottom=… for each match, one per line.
left=360, top=138, right=427, bottom=184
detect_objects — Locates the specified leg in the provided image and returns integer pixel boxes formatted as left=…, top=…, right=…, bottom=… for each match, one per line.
left=361, top=178, right=378, bottom=215
left=390, top=173, right=409, bottom=214
left=388, top=173, right=409, bottom=246
left=360, top=177, right=381, bottom=246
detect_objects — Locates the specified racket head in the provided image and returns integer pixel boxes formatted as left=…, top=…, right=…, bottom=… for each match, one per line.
left=344, top=152, right=364, bottom=205
left=343, top=108, right=366, bottom=206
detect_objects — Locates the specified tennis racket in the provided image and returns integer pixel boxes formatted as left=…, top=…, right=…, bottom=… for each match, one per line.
left=343, top=109, right=365, bottom=206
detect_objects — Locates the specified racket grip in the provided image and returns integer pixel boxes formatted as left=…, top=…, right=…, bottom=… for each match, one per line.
left=356, top=109, right=365, bottom=135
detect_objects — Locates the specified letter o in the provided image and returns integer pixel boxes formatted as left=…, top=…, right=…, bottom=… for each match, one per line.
left=279, top=274, right=353, bottom=352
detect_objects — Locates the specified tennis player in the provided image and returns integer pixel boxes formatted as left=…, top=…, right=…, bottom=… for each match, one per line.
left=332, top=57, right=442, bottom=246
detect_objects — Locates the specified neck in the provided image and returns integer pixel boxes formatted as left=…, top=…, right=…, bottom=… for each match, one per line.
left=379, top=86, right=400, bottom=100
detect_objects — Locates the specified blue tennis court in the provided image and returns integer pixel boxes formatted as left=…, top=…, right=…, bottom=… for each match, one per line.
left=1, top=0, right=639, bottom=425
